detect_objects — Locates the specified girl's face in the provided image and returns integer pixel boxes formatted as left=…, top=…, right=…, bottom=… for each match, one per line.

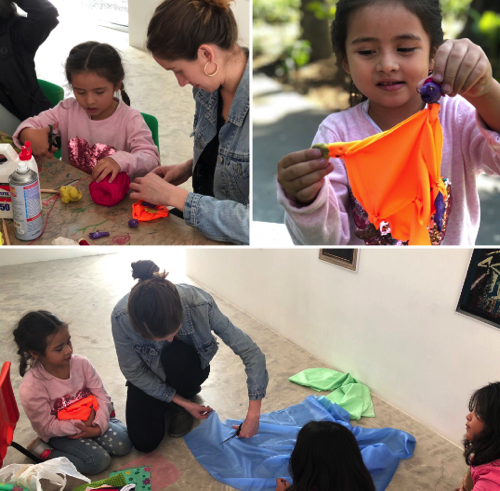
left=465, top=408, right=485, bottom=441
left=72, top=71, right=121, bottom=121
left=33, top=326, right=73, bottom=369
left=342, top=3, right=434, bottom=113
left=153, top=46, right=221, bottom=93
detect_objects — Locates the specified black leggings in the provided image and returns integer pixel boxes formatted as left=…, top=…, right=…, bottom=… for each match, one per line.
left=126, top=338, right=210, bottom=453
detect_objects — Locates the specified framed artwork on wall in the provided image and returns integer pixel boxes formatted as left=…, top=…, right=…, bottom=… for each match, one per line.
left=319, top=249, right=359, bottom=272
left=456, top=249, right=500, bottom=330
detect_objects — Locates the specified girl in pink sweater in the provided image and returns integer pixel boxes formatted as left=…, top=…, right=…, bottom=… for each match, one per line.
left=277, top=0, right=500, bottom=245
left=457, top=382, right=500, bottom=491
left=13, top=42, right=160, bottom=183
left=14, top=310, right=132, bottom=475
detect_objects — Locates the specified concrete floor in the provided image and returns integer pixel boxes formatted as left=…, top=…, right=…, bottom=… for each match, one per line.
left=0, top=253, right=468, bottom=490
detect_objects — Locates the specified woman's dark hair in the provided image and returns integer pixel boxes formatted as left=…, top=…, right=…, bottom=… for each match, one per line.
left=287, top=421, right=376, bottom=491
left=147, top=0, right=238, bottom=61
left=127, top=260, right=183, bottom=340
left=331, top=0, right=443, bottom=107
left=0, top=0, right=17, bottom=21
left=463, top=382, right=500, bottom=467
left=13, top=311, right=67, bottom=377
left=65, top=41, right=130, bottom=106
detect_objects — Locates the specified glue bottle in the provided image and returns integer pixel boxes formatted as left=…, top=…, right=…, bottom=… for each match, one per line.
left=8, top=143, right=43, bottom=241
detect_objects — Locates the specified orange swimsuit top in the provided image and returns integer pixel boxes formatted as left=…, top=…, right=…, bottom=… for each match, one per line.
left=314, top=103, right=447, bottom=245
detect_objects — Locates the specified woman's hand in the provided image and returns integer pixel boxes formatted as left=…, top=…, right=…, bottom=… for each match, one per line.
left=152, top=159, right=193, bottom=186
left=130, top=173, right=189, bottom=211
left=19, top=124, right=59, bottom=158
left=418, top=39, right=492, bottom=99
left=83, top=408, right=96, bottom=427
left=235, top=399, right=261, bottom=438
left=275, top=478, right=290, bottom=491
left=185, top=401, right=213, bottom=420
left=277, top=148, right=334, bottom=206
left=69, top=423, right=101, bottom=439
left=92, top=157, right=121, bottom=183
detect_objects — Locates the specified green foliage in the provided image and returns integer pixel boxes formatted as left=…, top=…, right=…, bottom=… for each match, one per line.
left=306, top=1, right=336, bottom=20
left=276, top=40, right=312, bottom=78
left=253, top=0, right=300, bottom=24
left=471, top=10, right=500, bottom=72
left=440, top=0, right=473, bottom=19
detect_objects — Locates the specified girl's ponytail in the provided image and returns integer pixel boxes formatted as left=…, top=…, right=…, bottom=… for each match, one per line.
left=120, top=83, right=131, bottom=106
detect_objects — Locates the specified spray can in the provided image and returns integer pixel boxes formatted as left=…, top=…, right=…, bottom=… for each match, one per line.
left=8, top=144, right=43, bottom=241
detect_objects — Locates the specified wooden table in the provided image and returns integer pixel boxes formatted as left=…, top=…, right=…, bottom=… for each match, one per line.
left=1, top=135, right=224, bottom=246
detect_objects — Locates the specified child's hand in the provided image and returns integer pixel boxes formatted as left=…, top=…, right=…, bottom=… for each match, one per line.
left=83, top=408, right=96, bottom=427
left=277, top=148, right=334, bottom=205
left=418, top=39, right=492, bottom=99
left=19, top=123, right=59, bottom=158
left=152, top=159, right=192, bottom=186
left=69, top=423, right=101, bottom=439
left=275, top=478, right=290, bottom=491
left=92, top=157, right=121, bottom=183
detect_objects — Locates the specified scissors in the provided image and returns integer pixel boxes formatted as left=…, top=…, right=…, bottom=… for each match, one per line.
left=48, top=124, right=61, bottom=153
left=219, top=423, right=243, bottom=445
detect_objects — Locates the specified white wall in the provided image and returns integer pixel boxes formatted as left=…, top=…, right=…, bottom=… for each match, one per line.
left=128, top=0, right=249, bottom=51
left=186, top=249, right=500, bottom=446
left=0, top=249, right=115, bottom=267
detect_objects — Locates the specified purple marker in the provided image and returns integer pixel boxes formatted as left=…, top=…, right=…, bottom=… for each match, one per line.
left=89, top=230, right=110, bottom=239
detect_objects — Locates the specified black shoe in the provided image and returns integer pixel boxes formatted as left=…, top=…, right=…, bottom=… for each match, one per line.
left=168, top=404, right=194, bottom=438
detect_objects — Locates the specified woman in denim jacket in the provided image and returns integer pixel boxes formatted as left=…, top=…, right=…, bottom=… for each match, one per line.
left=129, top=0, right=249, bottom=245
left=111, top=260, right=269, bottom=453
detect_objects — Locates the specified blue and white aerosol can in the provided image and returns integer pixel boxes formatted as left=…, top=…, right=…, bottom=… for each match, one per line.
left=8, top=143, right=43, bottom=240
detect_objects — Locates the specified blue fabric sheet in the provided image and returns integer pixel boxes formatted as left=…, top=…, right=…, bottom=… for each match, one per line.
left=184, top=396, right=416, bottom=491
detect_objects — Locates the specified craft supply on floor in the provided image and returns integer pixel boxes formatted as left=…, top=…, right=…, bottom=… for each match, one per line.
left=89, top=173, right=130, bottom=207
left=132, top=201, right=169, bottom=222
left=184, top=395, right=415, bottom=491
left=72, top=473, right=126, bottom=491
left=289, top=368, right=375, bottom=420
left=128, top=219, right=139, bottom=228
left=59, top=186, right=82, bottom=204
left=118, top=450, right=181, bottom=490
left=89, top=231, right=110, bottom=239
left=110, top=467, right=151, bottom=491
left=0, top=485, right=30, bottom=490
left=52, top=237, right=79, bottom=245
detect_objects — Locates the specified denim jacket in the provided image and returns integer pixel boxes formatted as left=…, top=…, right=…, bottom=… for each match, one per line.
left=111, top=283, right=268, bottom=403
left=183, top=63, right=249, bottom=245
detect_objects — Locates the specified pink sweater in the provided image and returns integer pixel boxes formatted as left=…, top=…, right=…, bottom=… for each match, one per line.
left=471, top=460, right=500, bottom=490
left=278, top=95, right=500, bottom=245
left=13, top=98, right=160, bottom=180
left=19, top=355, right=113, bottom=442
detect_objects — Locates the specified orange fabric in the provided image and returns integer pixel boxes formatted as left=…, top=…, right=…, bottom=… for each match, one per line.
left=132, top=200, right=170, bottom=222
left=57, top=395, right=99, bottom=421
left=319, top=104, right=446, bottom=245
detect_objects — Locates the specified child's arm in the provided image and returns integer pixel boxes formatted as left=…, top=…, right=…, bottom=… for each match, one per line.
left=106, top=112, right=160, bottom=181
left=81, top=357, right=113, bottom=435
left=277, top=124, right=359, bottom=245
left=19, top=381, right=80, bottom=441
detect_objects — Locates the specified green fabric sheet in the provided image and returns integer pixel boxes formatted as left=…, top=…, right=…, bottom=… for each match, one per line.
left=289, top=368, right=375, bottom=420
left=110, top=466, right=151, bottom=491
left=72, top=473, right=126, bottom=491
left=0, top=485, right=30, bottom=491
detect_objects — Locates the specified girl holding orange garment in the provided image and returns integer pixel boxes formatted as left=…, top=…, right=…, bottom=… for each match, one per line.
left=277, top=0, right=500, bottom=245
left=13, top=311, right=132, bottom=474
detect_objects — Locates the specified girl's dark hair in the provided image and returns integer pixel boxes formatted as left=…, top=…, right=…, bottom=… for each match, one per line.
left=127, top=260, right=183, bottom=340
left=331, top=0, right=443, bottom=107
left=147, top=0, right=238, bottom=61
left=0, top=0, right=17, bottom=20
left=463, top=382, right=500, bottom=467
left=13, top=311, right=67, bottom=377
left=288, top=421, right=376, bottom=491
left=65, top=41, right=130, bottom=106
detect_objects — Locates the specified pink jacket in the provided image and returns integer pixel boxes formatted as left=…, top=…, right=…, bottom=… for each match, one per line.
left=278, top=95, right=500, bottom=245
left=471, top=459, right=500, bottom=490
left=19, top=354, right=113, bottom=442
left=13, top=98, right=160, bottom=180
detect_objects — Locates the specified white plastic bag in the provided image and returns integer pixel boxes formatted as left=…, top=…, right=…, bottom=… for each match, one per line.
left=0, top=457, right=90, bottom=491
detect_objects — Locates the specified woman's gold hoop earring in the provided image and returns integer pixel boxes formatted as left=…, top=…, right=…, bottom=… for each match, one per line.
left=204, top=61, right=219, bottom=77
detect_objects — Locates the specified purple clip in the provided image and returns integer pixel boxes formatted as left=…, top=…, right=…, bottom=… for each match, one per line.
left=420, top=76, right=443, bottom=104
left=89, top=230, right=110, bottom=239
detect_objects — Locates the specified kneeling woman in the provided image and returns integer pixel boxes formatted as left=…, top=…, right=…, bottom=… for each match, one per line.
left=111, top=260, right=268, bottom=452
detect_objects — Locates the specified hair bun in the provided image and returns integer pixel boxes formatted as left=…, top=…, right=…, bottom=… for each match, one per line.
left=131, top=260, right=160, bottom=281
left=204, top=0, right=232, bottom=10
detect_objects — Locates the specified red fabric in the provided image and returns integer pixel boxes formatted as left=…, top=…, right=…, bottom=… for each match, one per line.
left=89, top=172, right=130, bottom=207
left=57, top=395, right=99, bottom=421
left=132, top=200, right=170, bottom=222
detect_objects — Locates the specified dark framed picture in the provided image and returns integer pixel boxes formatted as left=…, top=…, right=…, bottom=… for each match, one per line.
left=319, top=249, right=359, bottom=272
left=456, top=249, right=500, bottom=330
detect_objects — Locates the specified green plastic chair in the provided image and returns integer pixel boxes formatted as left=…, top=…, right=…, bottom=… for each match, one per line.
left=38, top=79, right=64, bottom=159
left=141, top=112, right=160, bottom=152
